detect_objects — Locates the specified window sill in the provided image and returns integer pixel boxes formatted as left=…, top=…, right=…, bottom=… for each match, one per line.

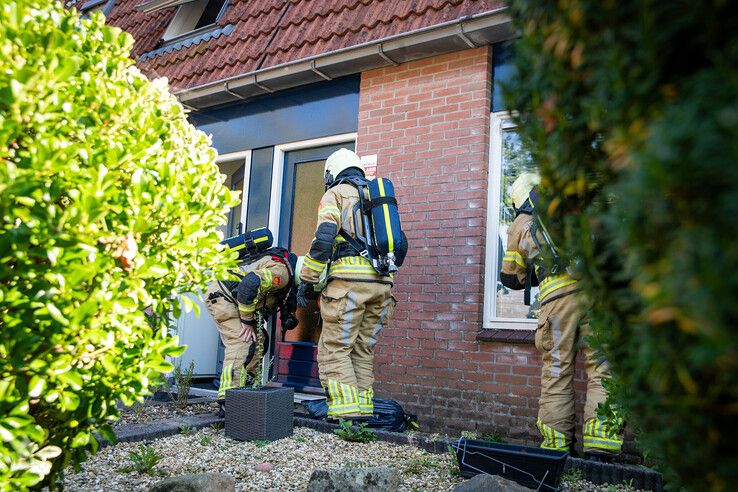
left=477, top=328, right=535, bottom=344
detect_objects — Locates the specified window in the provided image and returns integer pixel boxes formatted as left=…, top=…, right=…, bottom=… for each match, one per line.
left=135, top=0, right=228, bottom=42
left=161, top=0, right=228, bottom=42
left=483, top=112, right=540, bottom=329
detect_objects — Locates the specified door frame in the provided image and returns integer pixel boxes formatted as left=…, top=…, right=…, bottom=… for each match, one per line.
left=265, top=133, right=356, bottom=390
left=216, top=149, right=252, bottom=234
left=268, top=133, right=357, bottom=245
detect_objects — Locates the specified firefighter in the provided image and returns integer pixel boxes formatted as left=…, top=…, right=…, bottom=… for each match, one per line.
left=500, top=173, right=623, bottom=459
left=204, top=228, right=297, bottom=401
left=296, top=148, right=399, bottom=420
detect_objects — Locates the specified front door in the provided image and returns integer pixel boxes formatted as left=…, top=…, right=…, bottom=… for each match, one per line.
left=274, top=142, right=355, bottom=392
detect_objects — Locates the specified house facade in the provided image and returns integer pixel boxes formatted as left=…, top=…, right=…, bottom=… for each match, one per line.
left=77, top=0, right=597, bottom=446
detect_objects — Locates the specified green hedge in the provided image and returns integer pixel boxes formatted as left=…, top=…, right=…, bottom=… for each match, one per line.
left=0, top=1, right=238, bottom=488
left=507, top=1, right=738, bottom=490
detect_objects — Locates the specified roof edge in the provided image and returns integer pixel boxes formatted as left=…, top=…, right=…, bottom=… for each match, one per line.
left=174, top=7, right=514, bottom=110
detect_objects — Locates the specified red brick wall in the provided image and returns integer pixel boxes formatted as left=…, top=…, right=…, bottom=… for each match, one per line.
left=356, top=47, right=591, bottom=444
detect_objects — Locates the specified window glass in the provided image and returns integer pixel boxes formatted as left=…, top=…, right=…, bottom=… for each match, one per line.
left=492, top=41, right=516, bottom=113
left=494, top=128, right=540, bottom=319
left=195, top=0, right=226, bottom=29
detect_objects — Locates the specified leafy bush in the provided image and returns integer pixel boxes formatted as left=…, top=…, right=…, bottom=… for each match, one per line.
left=507, top=1, right=738, bottom=490
left=0, top=1, right=238, bottom=488
left=333, top=420, right=377, bottom=443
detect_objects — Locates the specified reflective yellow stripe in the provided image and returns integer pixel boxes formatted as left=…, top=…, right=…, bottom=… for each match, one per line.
left=304, top=256, right=327, bottom=272
left=325, top=379, right=361, bottom=416
left=254, top=236, right=269, bottom=244
left=503, top=251, right=526, bottom=268
left=260, top=270, right=273, bottom=288
left=583, top=436, right=622, bottom=451
left=231, top=243, right=246, bottom=251
left=537, top=419, right=568, bottom=450
left=320, top=205, right=341, bottom=219
left=377, top=179, right=394, bottom=251
left=539, top=274, right=577, bottom=300
left=239, top=304, right=256, bottom=313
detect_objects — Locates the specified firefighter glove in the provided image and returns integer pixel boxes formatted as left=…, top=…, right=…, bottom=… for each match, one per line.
left=296, top=282, right=315, bottom=308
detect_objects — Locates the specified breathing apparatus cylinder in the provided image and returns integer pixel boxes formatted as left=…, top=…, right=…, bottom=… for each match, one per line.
left=367, top=178, right=403, bottom=273
left=221, top=227, right=273, bottom=263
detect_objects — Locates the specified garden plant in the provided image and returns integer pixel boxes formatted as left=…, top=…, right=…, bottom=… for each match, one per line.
left=507, top=1, right=738, bottom=490
left=0, top=0, right=239, bottom=489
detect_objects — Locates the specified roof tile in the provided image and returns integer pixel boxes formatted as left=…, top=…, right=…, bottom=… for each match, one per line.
left=101, top=0, right=503, bottom=89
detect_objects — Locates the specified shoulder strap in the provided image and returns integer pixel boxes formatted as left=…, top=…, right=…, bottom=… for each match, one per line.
left=331, top=176, right=369, bottom=189
left=338, top=229, right=369, bottom=259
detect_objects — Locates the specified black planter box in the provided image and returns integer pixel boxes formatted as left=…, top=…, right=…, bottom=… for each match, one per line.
left=225, top=386, right=294, bottom=441
left=452, top=438, right=568, bottom=491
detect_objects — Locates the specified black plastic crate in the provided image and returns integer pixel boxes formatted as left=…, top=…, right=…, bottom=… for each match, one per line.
left=452, top=438, right=568, bottom=491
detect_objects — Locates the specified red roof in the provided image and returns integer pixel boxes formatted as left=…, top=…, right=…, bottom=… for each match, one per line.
left=97, top=0, right=503, bottom=91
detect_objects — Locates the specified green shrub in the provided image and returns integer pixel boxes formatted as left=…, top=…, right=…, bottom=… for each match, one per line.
left=0, top=1, right=238, bottom=489
left=507, top=1, right=738, bottom=490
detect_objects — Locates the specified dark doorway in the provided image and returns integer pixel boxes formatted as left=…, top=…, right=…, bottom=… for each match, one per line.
left=273, top=142, right=355, bottom=393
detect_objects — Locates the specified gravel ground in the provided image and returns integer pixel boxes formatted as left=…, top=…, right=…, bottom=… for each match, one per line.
left=559, top=470, right=648, bottom=492
left=68, top=402, right=652, bottom=491
left=62, top=426, right=464, bottom=491
left=115, top=400, right=219, bottom=426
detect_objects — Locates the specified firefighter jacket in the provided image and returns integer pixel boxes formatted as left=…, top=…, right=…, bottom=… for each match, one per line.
left=300, top=182, right=391, bottom=285
left=217, top=255, right=290, bottom=324
left=500, top=213, right=578, bottom=305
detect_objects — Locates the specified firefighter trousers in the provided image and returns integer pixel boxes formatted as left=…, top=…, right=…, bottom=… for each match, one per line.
left=317, top=279, right=396, bottom=418
left=204, top=284, right=261, bottom=399
left=535, top=293, right=623, bottom=454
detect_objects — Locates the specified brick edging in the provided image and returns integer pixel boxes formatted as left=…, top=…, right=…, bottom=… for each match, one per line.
left=103, top=413, right=223, bottom=447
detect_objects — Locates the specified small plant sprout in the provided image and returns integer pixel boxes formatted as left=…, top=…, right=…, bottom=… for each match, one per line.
left=333, top=420, right=377, bottom=443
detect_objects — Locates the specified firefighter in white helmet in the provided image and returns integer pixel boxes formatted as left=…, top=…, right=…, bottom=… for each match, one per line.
left=297, top=148, right=401, bottom=420
left=501, top=173, right=623, bottom=460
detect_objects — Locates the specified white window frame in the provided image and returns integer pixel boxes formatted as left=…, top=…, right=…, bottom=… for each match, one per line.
left=215, top=149, right=251, bottom=235
left=268, top=132, right=358, bottom=245
left=161, top=0, right=227, bottom=43
left=483, top=111, right=537, bottom=330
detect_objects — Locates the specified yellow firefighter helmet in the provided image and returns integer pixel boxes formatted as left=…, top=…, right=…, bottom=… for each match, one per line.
left=511, top=173, right=541, bottom=210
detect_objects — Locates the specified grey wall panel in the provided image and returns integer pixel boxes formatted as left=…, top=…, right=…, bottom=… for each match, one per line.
left=191, top=76, right=360, bottom=154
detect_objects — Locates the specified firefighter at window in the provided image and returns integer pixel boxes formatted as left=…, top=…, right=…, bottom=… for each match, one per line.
left=500, top=173, right=623, bottom=460
left=297, top=148, right=404, bottom=420
left=204, top=227, right=298, bottom=401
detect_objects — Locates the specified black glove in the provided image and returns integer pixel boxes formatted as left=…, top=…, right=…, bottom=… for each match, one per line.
left=296, top=282, right=315, bottom=308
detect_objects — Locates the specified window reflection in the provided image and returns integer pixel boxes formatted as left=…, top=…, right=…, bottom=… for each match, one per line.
left=495, top=129, right=540, bottom=319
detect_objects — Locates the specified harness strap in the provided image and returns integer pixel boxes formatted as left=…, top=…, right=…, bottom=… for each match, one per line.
left=370, top=196, right=397, bottom=208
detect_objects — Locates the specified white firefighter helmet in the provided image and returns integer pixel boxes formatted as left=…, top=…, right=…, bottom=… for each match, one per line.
left=294, top=256, right=328, bottom=292
left=510, top=173, right=541, bottom=210
left=324, top=148, right=363, bottom=186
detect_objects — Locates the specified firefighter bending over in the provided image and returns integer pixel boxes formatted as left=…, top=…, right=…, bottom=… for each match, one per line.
left=204, top=228, right=298, bottom=402
left=501, top=173, right=623, bottom=460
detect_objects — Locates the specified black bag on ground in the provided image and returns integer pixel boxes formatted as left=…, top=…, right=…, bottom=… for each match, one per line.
left=301, top=397, right=418, bottom=433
